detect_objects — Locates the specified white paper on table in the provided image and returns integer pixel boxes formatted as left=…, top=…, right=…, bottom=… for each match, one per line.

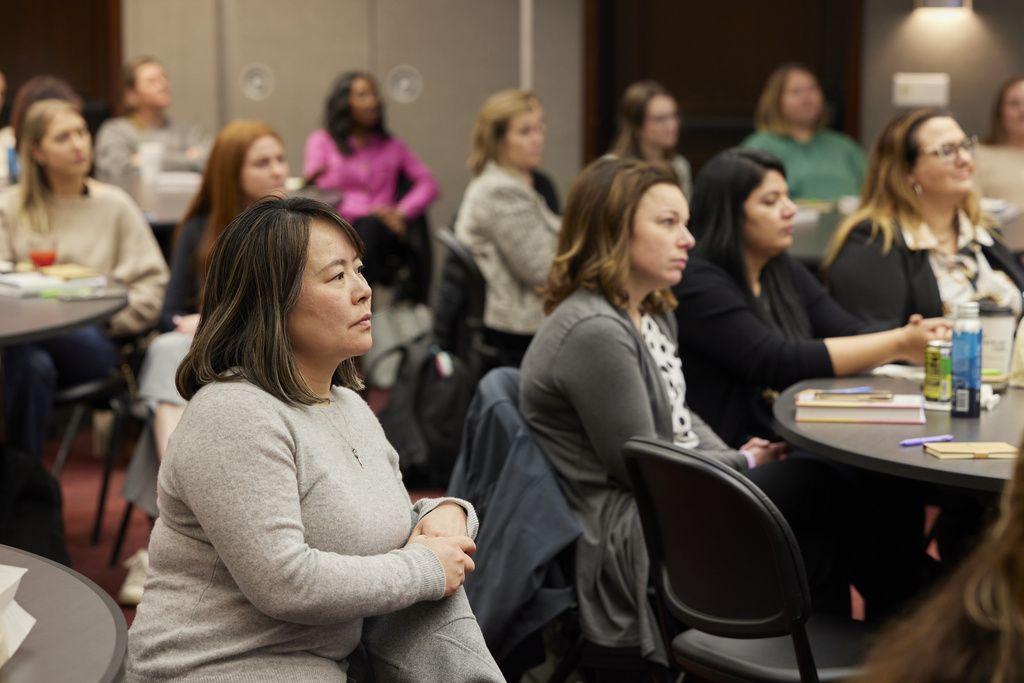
left=871, top=364, right=925, bottom=381
left=0, top=565, right=36, bottom=668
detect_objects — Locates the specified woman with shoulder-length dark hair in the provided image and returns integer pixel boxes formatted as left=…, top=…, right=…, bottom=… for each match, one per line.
left=303, top=71, right=439, bottom=290
left=854, top=434, right=1024, bottom=683
left=675, top=147, right=947, bottom=448
left=126, top=197, right=500, bottom=681
left=825, top=108, right=1024, bottom=329
left=521, top=157, right=889, bottom=664
left=609, top=80, right=693, bottom=199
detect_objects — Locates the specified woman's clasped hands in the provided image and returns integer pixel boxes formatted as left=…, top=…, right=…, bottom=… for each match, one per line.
left=406, top=502, right=476, bottom=597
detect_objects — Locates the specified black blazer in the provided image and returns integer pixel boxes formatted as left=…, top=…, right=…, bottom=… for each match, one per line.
left=827, top=219, right=1024, bottom=329
left=674, top=254, right=865, bottom=448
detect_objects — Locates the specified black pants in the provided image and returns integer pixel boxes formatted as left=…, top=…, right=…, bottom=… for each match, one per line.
left=748, top=456, right=931, bottom=621
left=353, top=215, right=405, bottom=288
left=483, top=327, right=533, bottom=370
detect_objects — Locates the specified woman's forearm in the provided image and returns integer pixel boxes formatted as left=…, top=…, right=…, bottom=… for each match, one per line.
left=824, top=328, right=907, bottom=376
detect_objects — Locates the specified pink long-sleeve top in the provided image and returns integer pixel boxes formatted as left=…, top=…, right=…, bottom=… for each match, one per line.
left=303, top=130, right=439, bottom=223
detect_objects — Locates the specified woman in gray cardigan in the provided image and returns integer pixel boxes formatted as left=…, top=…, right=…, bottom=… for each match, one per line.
left=455, top=89, right=561, bottom=367
left=126, top=197, right=500, bottom=682
left=520, top=158, right=869, bottom=664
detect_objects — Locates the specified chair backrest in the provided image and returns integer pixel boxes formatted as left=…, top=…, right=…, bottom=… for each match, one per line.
left=623, top=437, right=812, bottom=639
left=434, top=229, right=493, bottom=374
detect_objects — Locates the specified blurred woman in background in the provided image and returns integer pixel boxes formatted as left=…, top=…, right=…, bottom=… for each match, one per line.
left=743, top=63, right=866, bottom=201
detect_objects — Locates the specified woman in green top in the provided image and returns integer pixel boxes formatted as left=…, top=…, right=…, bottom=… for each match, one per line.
left=742, top=63, right=866, bottom=201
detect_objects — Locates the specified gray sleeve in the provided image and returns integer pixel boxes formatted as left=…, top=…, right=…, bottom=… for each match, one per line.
left=690, top=411, right=747, bottom=471
left=94, top=119, right=138, bottom=187
left=553, top=315, right=657, bottom=488
left=480, top=184, right=559, bottom=287
left=170, top=392, right=447, bottom=626
left=411, top=497, right=480, bottom=540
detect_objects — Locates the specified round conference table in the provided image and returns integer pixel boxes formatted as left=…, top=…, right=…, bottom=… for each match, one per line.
left=0, top=287, right=128, bottom=347
left=773, top=376, right=1019, bottom=493
left=0, top=545, right=127, bottom=682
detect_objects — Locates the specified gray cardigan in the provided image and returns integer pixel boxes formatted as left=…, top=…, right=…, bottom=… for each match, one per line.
left=520, top=288, right=745, bottom=661
left=126, top=380, right=491, bottom=682
left=454, top=161, right=560, bottom=335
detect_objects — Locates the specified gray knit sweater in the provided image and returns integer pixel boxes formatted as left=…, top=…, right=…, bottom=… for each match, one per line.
left=125, top=379, right=481, bottom=681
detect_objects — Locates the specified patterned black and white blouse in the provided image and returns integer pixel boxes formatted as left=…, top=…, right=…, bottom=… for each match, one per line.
left=640, top=314, right=699, bottom=449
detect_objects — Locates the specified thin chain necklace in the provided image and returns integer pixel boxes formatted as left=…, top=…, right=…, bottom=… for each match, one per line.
left=316, top=399, right=364, bottom=469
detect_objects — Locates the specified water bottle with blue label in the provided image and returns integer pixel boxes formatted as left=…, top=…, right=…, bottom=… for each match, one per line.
left=951, top=300, right=981, bottom=417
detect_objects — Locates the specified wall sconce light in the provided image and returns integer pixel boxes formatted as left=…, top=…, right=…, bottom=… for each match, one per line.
left=915, top=0, right=972, bottom=8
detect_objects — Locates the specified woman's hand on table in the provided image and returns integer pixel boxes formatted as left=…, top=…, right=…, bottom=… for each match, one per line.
left=899, top=314, right=952, bottom=364
left=410, top=501, right=468, bottom=538
left=740, top=437, right=790, bottom=466
left=407, top=534, right=476, bottom=597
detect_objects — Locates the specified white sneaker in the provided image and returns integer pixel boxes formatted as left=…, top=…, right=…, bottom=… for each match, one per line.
left=118, top=549, right=149, bottom=606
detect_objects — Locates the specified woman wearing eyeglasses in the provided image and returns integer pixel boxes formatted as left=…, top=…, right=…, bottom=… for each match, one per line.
left=825, top=108, right=1024, bottom=328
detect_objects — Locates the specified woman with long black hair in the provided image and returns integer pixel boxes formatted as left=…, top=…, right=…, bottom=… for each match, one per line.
left=674, top=147, right=946, bottom=448
left=303, top=71, right=438, bottom=289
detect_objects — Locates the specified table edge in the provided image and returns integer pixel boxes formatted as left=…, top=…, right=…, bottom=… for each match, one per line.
left=2, top=545, right=128, bottom=683
left=772, top=383, right=1009, bottom=493
left=0, top=295, right=127, bottom=347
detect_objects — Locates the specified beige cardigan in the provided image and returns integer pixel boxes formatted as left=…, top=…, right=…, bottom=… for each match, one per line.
left=0, top=179, right=169, bottom=335
left=454, top=162, right=560, bottom=335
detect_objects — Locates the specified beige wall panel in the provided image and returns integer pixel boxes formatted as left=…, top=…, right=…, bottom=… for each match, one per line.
left=220, top=0, right=371, bottom=173
left=861, top=1, right=1024, bottom=146
left=373, top=0, right=521, bottom=229
left=121, top=0, right=220, bottom=134
left=533, top=0, right=584, bottom=200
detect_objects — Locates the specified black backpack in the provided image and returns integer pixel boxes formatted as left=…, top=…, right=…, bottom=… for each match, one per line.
left=376, top=336, right=476, bottom=488
left=0, top=445, right=71, bottom=565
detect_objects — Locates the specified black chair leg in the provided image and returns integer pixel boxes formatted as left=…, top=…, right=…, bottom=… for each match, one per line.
left=109, top=502, right=135, bottom=567
left=52, top=403, right=87, bottom=478
left=91, top=399, right=127, bottom=546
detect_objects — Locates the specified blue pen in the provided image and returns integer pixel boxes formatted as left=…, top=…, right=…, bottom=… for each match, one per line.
left=818, top=386, right=875, bottom=394
left=900, top=434, right=955, bottom=447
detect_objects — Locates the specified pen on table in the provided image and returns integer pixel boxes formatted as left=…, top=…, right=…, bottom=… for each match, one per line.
left=900, top=434, right=955, bottom=448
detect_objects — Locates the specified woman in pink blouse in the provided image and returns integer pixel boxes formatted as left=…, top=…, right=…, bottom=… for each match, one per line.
left=304, top=71, right=439, bottom=291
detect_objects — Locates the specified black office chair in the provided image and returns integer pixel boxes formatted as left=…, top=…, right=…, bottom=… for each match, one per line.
left=623, top=438, right=872, bottom=683
left=50, top=336, right=147, bottom=546
left=433, top=229, right=497, bottom=378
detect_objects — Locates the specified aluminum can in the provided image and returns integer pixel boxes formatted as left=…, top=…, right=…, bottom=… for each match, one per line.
left=924, top=340, right=952, bottom=403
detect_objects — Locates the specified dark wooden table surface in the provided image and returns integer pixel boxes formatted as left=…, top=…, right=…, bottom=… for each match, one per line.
left=773, top=376, right=1019, bottom=492
left=0, top=545, right=127, bottom=683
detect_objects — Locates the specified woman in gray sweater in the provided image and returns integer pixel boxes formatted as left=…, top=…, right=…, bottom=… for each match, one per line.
left=126, top=197, right=500, bottom=681
left=520, top=158, right=871, bottom=665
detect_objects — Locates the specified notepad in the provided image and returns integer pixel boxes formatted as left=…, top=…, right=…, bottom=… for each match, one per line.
left=795, top=390, right=926, bottom=424
left=924, top=442, right=1018, bottom=460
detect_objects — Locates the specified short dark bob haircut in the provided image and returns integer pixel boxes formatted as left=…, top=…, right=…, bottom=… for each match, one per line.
left=176, top=196, right=366, bottom=405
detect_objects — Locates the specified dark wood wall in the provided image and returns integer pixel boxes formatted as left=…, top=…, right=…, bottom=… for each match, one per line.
left=585, top=0, right=863, bottom=173
left=0, top=0, right=121, bottom=131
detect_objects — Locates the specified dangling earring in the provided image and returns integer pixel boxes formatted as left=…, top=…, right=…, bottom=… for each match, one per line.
left=913, top=182, right=923, bottom=196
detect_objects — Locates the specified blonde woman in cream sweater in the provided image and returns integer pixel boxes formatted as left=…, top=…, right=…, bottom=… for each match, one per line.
left=455, top=89, right=560, bottom=368
left=0, top=99, right=168, bottom=459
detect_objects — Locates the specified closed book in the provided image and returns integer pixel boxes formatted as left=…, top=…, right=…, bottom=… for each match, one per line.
left=795, top=390, right=925, bottom=424
left=924, top=442, right=1017, bottom=459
